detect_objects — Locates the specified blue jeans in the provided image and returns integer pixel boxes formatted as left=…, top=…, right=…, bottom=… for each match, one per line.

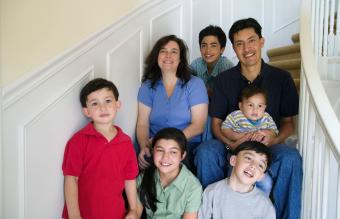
left=194, top=139, right=302, bottom=219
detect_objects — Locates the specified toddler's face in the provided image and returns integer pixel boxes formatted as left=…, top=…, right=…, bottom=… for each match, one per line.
left=239, top=93, right=266, bottom=122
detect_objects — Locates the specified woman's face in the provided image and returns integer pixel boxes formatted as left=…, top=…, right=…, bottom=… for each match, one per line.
left=157, top=40, right=181, bottom=74
left=153, top=139, right=185, bottom=178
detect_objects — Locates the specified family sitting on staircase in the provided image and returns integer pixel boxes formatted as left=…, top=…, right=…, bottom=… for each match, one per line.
left=61, top=17, right=302, bottom=219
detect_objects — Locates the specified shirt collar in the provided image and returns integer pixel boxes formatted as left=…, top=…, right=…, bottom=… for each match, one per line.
left=199, top=56, right=224, bottom=77
left=155, top=164, right=188, bottom=193
left=79, top=122, right=125, bottom=143
left=233, top=59, right=267, bottom=83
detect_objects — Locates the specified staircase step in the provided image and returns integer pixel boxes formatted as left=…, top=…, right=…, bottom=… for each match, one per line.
left=267, top=43, right=300, bottom=60
left=269, top=52, right=301, bottom=61
left=269, top=58, right=301, bottom=71
left=291, top=33, right=300, bottom=44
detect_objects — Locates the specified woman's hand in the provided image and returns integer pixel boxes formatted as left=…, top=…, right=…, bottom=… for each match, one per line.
left=138, top=146, right=152, bottom=169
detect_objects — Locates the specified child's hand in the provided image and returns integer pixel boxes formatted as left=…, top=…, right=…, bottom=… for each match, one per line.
left=125, top=209, right=138, bottom=219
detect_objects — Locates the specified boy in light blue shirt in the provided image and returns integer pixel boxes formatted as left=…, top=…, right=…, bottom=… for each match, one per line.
left=190, top=25, right=234, bottom=96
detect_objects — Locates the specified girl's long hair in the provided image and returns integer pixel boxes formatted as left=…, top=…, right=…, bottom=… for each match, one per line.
left=142, top=35, right=193, bottom=88
left=139, top=127, right=187, bottom=212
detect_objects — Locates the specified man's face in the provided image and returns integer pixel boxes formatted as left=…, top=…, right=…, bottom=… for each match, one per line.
left=232, top=28, right=264, bottom=68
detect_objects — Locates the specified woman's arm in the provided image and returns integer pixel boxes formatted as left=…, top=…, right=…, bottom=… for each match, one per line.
left=124, top=179, right=138, bottom=219
left=182, top=103, right=208, bottom=140
left=64, top=175, right=82, bottom=219
left=183, top=103, right=208, bottom=140
left=136, top=102, right=152, bottom=169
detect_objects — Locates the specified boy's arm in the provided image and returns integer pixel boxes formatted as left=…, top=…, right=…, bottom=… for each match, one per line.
left=64, top=175, right=82, bottom=219
left=124, top=179, right=138, bottom=219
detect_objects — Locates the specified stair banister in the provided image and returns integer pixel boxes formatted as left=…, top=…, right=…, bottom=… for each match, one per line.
left=300, top=0, right=340, bottom=218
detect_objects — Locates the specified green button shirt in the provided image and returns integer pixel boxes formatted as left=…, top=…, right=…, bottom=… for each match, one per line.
left=138, top=165, right=203, bottom=219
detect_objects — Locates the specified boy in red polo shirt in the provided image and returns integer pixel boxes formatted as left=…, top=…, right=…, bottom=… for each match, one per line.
left=62, top=78, right=139, bottom=219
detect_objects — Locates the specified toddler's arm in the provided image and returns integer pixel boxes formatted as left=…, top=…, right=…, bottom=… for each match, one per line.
left=64, top=175, right=82, bottom=219
left=124, top=179, right=138, bottom=219
left=221, top=128, right=247, bottom=141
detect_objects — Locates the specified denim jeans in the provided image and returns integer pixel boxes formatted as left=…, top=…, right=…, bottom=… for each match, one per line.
left=194, top=139, right=302, bottom=219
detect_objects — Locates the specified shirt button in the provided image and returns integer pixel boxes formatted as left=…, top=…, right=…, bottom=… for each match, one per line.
left=248, top=81, right=251, bottom=84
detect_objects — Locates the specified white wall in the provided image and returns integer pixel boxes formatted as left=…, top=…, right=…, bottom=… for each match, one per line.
left=0, top=0, right=147, bottom=86
left=1, top=0, right=300, bottom=218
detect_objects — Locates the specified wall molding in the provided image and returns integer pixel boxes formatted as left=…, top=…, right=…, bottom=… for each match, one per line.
left=2, top=0, right=164, bottom=110
left=17, top=67, right=94, bottom=218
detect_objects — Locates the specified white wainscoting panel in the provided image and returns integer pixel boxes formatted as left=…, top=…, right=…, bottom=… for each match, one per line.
left=1, top=0, right=301, bottom=218
left=107, top=30, right=143, bottom=138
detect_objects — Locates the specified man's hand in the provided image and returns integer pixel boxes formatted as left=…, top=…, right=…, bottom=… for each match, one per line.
left=257, top=130, right=277, bottom=146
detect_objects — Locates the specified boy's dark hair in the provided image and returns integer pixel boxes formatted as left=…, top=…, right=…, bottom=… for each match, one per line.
left=229, top=18, right=262, bottom=45
left=199, top=25, right=227, bottom=48
left=139, top=127, right=187, bottom=212
left=239, top=85, right=267, bottom=103
left=79, top=78, right=119, bottom=107
left=142, top=35, right=192, bottom=88
left=233, top=141, right=271, bottom=170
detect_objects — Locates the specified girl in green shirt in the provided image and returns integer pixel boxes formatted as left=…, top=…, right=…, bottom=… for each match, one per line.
left=136, top=128, right=202, bottom=219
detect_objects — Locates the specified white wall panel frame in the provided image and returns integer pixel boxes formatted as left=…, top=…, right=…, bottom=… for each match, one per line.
left=15, top=67, right=94, bottom=219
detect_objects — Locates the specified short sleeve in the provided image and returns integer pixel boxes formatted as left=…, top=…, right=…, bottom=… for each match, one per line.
left=221, top=113, right=235, bottom=129
left=62, top=135, right=84, bottom=176
left=187, top=76, right=209, bottom=107
left=123, top=139, right=139, bottom=180
left=137, top=81, right=153, bottom=107
left=185, top=180, right=203, bottom=213
left=198, top=186, right=214, bottom=219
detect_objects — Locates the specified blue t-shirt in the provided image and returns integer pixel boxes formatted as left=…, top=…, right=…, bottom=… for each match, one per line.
left=138, top=76, right=208, bottom=143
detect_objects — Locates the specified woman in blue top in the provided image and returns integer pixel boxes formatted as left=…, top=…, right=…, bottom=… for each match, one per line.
left=137, top=35, right=208, bottom=171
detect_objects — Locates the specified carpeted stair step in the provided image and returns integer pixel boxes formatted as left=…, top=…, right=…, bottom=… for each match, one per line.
left=267, top=43, right=300, bottom=61
left=269, top=58, right=301, bottom=72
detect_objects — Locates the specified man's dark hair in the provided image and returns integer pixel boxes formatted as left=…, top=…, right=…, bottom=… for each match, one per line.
left=240, top=85, right=267, bottom=103
left=199, top=25, right=227, bottom=48
left=79, top=78, right=119, bottom=107
left=233, top=141, right=271, bottom=171
left=229, top=18, right=262, bottom=45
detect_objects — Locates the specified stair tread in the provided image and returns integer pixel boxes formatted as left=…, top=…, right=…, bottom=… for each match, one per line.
left=269, top=58, right=301, bottom=70
left=267, top=43, right=300, bottom=58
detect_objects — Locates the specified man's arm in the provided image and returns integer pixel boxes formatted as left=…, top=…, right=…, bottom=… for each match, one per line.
left=259, top=116, right=295, bottom=146
left=211, top=117, right=236, bottom=148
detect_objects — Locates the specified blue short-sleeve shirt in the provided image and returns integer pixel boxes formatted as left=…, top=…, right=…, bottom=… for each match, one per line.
left=138, top=76, right=208, bottom=142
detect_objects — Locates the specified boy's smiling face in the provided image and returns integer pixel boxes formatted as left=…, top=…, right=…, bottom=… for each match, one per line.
left=82, top=88, right=121, bottom=125
left=230, top=150, right=268, bottom=187
left=200, top=35, right=225, bottom=67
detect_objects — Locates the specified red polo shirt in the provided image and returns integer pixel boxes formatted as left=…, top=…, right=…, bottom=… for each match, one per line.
left=62, top=122, right=138, bottom=219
